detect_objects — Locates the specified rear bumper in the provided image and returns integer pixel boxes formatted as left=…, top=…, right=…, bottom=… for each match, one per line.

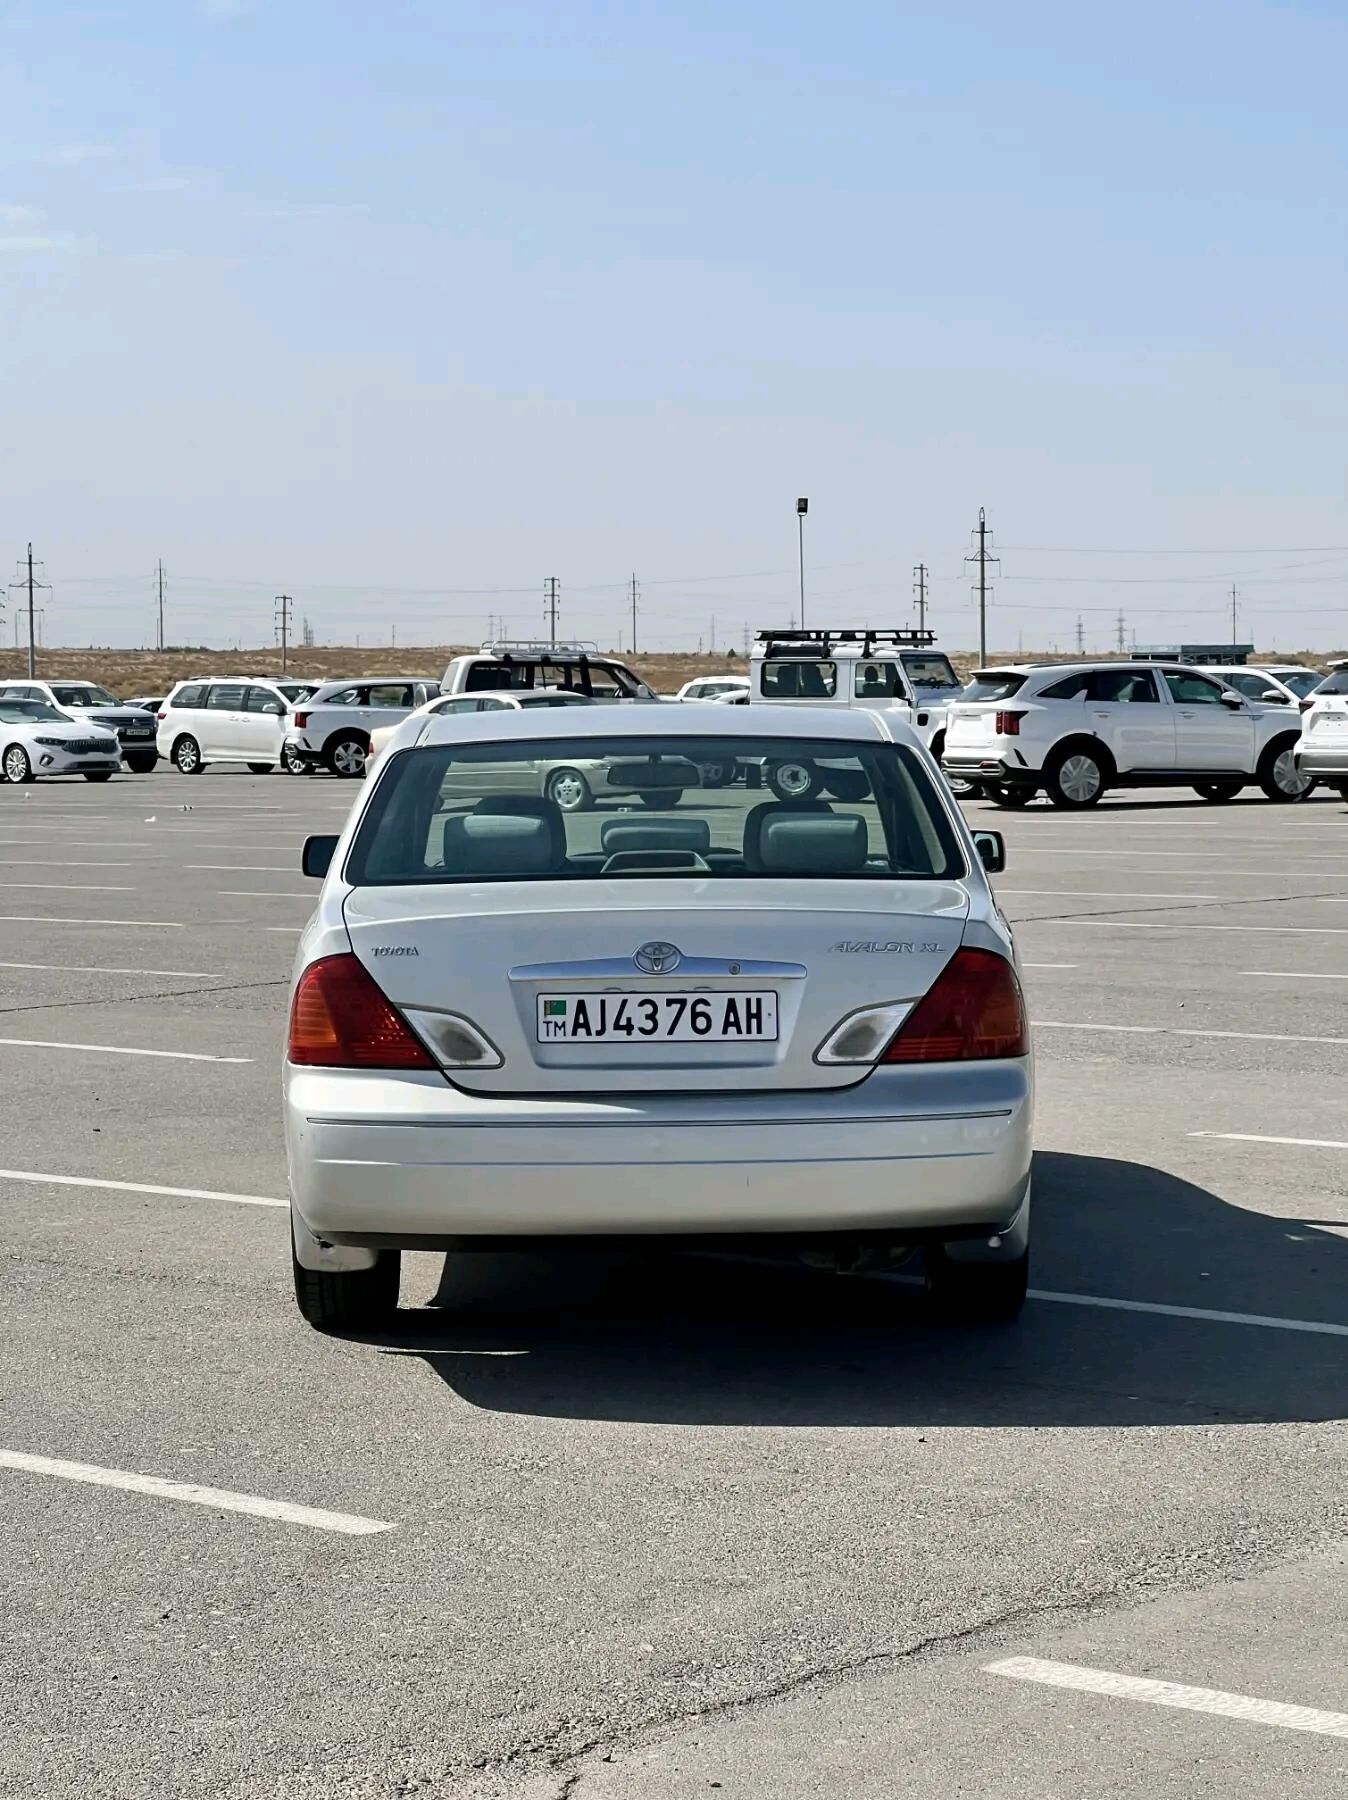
left=942, top=754, right=1037, bottom=788
left=1294, top=744, right=1348, bottom=778
left=283, top=737, right=325, bottom=768
left=286, top=1062, right=1033, bottom=1244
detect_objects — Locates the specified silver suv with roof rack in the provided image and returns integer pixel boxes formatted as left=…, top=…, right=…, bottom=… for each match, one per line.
left=440, top=641, right=659, bottom=703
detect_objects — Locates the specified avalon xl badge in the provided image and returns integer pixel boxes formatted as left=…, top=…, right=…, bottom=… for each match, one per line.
left=633, top=941, right=682, bottom=974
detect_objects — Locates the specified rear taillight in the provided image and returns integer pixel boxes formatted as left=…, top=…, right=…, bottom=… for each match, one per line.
left=287, top=953, right=434, bottom=1069
left=1300, top=698, right=1314, bottom=713
left=293, top=710, right=309, bottom=728
left=881, top=948, right=1028, bottom=1063
left=994, top=710, right=1024, bottom=737
left=156, top=710, right=167, bottom=721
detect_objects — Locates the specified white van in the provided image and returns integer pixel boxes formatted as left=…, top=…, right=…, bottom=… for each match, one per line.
left=157, top=676, right=316, bottom=773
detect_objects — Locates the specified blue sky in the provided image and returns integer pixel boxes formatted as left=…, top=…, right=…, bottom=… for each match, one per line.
left=1, top=0, right=1344, bottom=652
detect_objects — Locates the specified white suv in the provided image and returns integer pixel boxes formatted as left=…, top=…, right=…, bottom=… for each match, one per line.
left=157, top=676, right=315, bottom=774
left=943, top=662, right=1310, bottom=809
left=283, top=678, right=442, bottom=778
left=1294, top=661, right=1348, bottom=800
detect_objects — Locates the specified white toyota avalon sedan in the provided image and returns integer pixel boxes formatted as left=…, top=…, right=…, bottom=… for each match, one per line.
left=285, top=705, right=1033, bottom=1331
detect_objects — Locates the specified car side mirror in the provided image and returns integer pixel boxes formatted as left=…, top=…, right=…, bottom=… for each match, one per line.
left=972, top=829, right=1005, bottom=874
left=1219, top=691, right=1244, bottom=709
left=302, top=834, right=338, bottom=878
left=1259, top=689, right=1289, bottom=705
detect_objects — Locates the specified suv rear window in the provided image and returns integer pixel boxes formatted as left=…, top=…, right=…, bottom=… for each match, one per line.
left=347, top=735, right=965, bottom=885
left=172, top=685, right=206, bottom=709
left=962, top=673, right=1027, bottom=703
left=1316, top=669, right=1348, bottom=697
left=761, top=661, right=837, bottom=698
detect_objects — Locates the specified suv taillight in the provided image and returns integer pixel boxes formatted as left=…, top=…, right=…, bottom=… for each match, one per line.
left=287, top=954, right=434, bottom=1069
left=994, top=710, right=1024, bottom=737
left=1300, top=698, right=1314, bottom=713
left=881, top=948, right=1028, bottom=1063
left=156, top=710, right=167, bottom=721
left=293, top=710, right=309, bottom=728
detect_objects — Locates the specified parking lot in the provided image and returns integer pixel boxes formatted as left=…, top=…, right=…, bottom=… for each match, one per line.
left=3, top=770, right=1348, bottom=1798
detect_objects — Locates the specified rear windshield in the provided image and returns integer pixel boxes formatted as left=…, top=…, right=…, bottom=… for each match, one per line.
left=1317, top=669, right=1348, bottom=697
left=962, top=673, right=1028, bottom=702
left=346, top=736, right=966, bottom=885
left=1275, top=670, right=1322, bottom=699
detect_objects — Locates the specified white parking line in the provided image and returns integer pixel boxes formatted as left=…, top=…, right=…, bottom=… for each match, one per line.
left=1021, top=962, right=1079, bottom=970
left=1190, top=1131, right=1348, bottom=1151
left=0, top=914, right=184, bottom=929
left=187, top=864, right=295, bottom=872
left=1037, top=1020, right=1348, bottom=1047
left=1000, top=888, right=1219, bottom=900
left=0, top=881, right=134, bottom=892
left=1028, top=1287, right=1348, bottom=1337
left=0, top=960, right=221, bottom=979
left=985, top=1657, right=1348, bottom=1739
left=0, top=1168, right=284, bottom=1206
left=1039, top=920, right=1348, bottom=936
left=0, top=859, right=139, bottom=868
left=1239, top=969, right=1348, bottom=980
left=0, top=1038, right=251, bottom=1063
left=217, top=890, right=313, bottom=899
left=0, top=1449, right=393, bottom=1536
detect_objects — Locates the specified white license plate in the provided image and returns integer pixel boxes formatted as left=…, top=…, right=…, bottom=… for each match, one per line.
left=537, top=991, right=779, bottom=1043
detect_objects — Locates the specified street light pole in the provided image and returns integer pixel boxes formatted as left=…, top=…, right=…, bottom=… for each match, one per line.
left=796, top=498, right=808, bottom=629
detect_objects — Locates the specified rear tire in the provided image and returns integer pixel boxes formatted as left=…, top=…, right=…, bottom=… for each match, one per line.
left=282, top=744, right=309, bottom=776
left=172, top=734, right=203, bottom=774
left=1335, top=782, right=1348, bottom=803
left=82, top=771, right=114, bottom=782
left=1257, top=738, right=1313, bottom=803
left=638, top=790, right=684, bottom=809
left=767, top=758, right=823, bottom=802
left=546, top=766, right=594, bottom=812
left=124, top=753, right=158, bottom=774
left=247, top=761, right=274, bottom=774
left=1192, top=780, right=1243, bottom=803
left=820, top=768, right=868, bottom=802
left=326, top=733, right=368, bottom=779
left=292, top=1246, right=401, bottom=1332
left=3, top=744, right=34, bottom=783
left=985, top=783, right=1035, bottom=808
left=1043, top=745, right=1107, bottom=809
left=925, top=1243, right=1029, bottom=1322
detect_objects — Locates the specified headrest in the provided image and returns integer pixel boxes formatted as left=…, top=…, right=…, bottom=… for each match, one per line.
left=440, top=813, right=556, bottom=874
left=472, top=795, right=566, bottom=861
left=756, top=813, right=868, bottom=874
left=743, top=801, right=833, bottom=871
left=600, top=817, right=712, bottom=856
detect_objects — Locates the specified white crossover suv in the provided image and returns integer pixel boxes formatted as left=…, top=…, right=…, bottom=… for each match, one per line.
left=285, top=704, right=1033, bottom=1332
left=1294, top=662, right=1348, bottom=799
left=942, top=661, right=1310, bottom=808
left=282, top=678, right=443, bottom=778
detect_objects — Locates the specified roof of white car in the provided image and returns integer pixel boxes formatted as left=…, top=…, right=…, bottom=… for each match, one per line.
left=307, top=675, right=433, bottom=694
left=413, top=700, right=901, bottom=749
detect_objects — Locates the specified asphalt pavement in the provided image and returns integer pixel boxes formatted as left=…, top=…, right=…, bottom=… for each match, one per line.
left=2, top=768, right=1347, bottom=1799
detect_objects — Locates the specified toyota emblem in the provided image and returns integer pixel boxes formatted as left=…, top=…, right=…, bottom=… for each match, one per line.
left=633, top=941, right=682, bottom=975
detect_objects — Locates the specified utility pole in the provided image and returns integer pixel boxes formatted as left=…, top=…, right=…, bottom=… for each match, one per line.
left=156, top=560, right=166, bottom=652
left=1116, top=611, right=1127, bottom=654
left=1076, top=615, right=1084, bottom=655
left=391, top=622, right=397, bottom=649
left=544, top=577, right=560, bottom=649
left=302, top=616, right=315, bottom=648
left=964, top=509, right=999, bottom=664
left=709, top=614, right=716, bottom=655
left=913, top=563, right=928, bottom=634
left=629, top=574, right=639, bottom=655
left=1230, top=584, right=1238, bottom=642
left=9, top=545, right=50, bottom=680
left=796, top=498, right=808, bottom=630
left=274, top=594, right=293, bottom=673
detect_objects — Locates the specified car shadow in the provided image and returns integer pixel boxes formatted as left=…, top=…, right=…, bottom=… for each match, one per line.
left=361, top=1152, right=1348, bottom=1430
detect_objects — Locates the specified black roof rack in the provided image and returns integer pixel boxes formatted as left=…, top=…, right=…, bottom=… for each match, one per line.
left=753, top=627, right=937, bottom=657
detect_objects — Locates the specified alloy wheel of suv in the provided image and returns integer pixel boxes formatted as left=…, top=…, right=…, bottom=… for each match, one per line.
left=1044, top=747, right=1106, bottom=809
left=172, top=735, right=202, bottom=774
left=1258, top=741, right=1313, bottom=803
left=327, top=734, right=368, bottom=779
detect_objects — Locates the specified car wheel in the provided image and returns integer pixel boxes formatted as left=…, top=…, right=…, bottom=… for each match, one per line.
left=1258, top=739, right=1314, bottom=803
left=767, top=758, right=822, bottom=802
left=698, top=759, right=732, bottom=788
left=292, top=1246, right=401, bottom=1332
left=326, top=733, right=368, bottom=779
left=546, top=766, right=594, bottom=812
left=638, top=790, right=684, bottom=809
left=124, top=753, right=158, bottom=774
left=3, top=744, right=34, bottom=783
left=282, top=744, right=309, bottom=776
left=1192, top=780, right=1244, bottom=803
left=247, top=761, right=275, bottom=775
left=82, top=771, right=114, bottom=782
left=985, top=783, right=1034, bottom=808
left=924, top=1243, right=1029, bottom=1322
left=820, top=769, right=868, bottom=802
left=1043, top=745, right=1107, bottom=809
left=172, top=734, right=203, bottom=774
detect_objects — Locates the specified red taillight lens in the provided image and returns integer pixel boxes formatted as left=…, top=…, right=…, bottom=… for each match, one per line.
left=287, top=953, right=434, bottom=1069
left=882, top=948, right=1028, bottom=1063
left=156, top=710, right=167, bottom=721
left=293, top=710, right=309, bottom=728
left=1300, top=698, right=1314, bottom=713
left=994, top=710, right=1023, bottom=737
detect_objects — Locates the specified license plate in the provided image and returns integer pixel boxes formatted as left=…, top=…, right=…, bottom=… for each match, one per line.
left=123, top=728, right=153, bottom=737
left=536, top=991, right=778, bottom=1043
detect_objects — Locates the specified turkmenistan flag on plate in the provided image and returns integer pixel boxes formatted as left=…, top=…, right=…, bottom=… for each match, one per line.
left=543, top=999, right=568, bottom=1018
